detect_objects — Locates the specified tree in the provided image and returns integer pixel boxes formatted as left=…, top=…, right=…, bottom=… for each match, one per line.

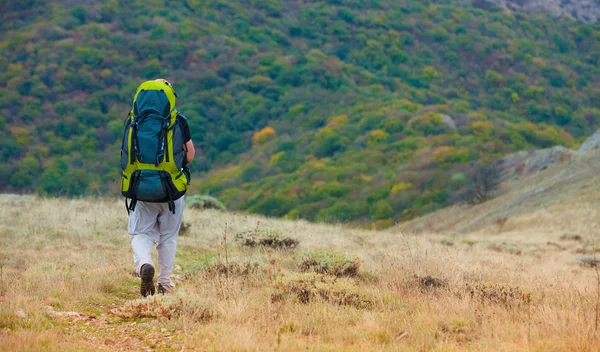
left=453, top=164, right=501, bottom=205
left=485, top=70, right=504, bottom=88
left=422, top=66, right=440, bottom=81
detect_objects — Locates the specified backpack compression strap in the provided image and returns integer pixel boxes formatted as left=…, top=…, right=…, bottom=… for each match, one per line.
left=159, top=171, right=176, bottom=214
left=125, top=198, right=138, bottom=215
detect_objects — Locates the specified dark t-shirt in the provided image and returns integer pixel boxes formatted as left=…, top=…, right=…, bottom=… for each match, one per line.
left=176, top=114, right=192, bottom=143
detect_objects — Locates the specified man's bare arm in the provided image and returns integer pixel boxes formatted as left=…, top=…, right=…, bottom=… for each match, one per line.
left=185, top=140, right=195, bottom=164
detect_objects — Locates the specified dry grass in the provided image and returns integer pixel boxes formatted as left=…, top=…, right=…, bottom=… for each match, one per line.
left=0, top=194, right=599, bottom=351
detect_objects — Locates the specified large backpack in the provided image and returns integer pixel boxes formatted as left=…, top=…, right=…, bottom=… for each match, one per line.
left=120, top=79, right=189, bottom=214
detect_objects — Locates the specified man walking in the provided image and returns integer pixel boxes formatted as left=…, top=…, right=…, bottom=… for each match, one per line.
left=120, top=79, right=195, bottom=296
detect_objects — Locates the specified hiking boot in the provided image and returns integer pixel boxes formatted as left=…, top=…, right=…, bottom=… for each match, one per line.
left=140, top=264, right=155, bottom=297
left=157, top=283, right=172, bottom=295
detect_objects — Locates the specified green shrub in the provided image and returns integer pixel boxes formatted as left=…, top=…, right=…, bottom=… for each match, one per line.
left=248, top=194, right=296, bottom=217
left=186, top=195, right=227, bottom=211
left=190, top=257, right=261, bottom=277
left=297, top=249, right=361, bottom=277
left=315, top=203, right=359, bottom=223
left=485, top=242, right=522, bottom=255
left=271, top=272, right=373, bottom=309
left=441, top=239, right=454, bottom=246
left=484, top=69, right=504, bottom=87
left=371, top=200, right=394, bottom=220
left=235, top=228, right=299, bottom=249
left=408, top=112, right=452, bottom=136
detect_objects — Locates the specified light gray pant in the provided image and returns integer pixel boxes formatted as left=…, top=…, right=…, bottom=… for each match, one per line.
left=128, top=197, right=184, bottom=291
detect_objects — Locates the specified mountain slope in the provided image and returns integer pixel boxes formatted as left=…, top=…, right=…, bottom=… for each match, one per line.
left=399, top=147, right=600, bottom=235
left=2, top=0, right=600, bottom=227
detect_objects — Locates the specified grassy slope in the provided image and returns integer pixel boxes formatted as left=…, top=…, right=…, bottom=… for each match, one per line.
left=0, top=181, right=598, bottom=351
left=399, top=149, right=600, bottom=235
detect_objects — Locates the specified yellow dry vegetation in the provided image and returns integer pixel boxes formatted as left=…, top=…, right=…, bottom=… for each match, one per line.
left=270, top=151, right=285, bottom=165
left=429, top=146, right=456, bottom=163
left=390, top=182, right=412, bottom=194
left=251, top=126, right=277, bottom=146
left=326, top=114, right=348, bottom=128
left=1, top=148, right=599, bottom=351
left=360, top=174, right=373, bottom=182
left=367, top=129, right=389, bottom=146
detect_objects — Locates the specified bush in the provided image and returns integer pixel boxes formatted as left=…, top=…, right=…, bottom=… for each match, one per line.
left=371, top=200, right=394, bottom=220
left=186, top=195, right=227, bottom=211
left=316, top=203, right=359, bottom=222
left=297, top=249, right=361, bottom=277
left=440, top=239, right=454, bottom=246
left=484, top=69, right=504, bottom=87
left=235, top=227, right=299, bottom=249
left=408, top=112, right=452, bottom=136
left=466, top=282, right=532, bottom=308
left=190, top=257, right=262, bottom=277
left=252, top=126, right=277, bottom=146
left=311, top=133, right=351, bottom=157
left=249, top=195, right=297, bottom=217
left=575, top=256, right=599, bottom=267
left=412, top=275, right=448, bottom=292
left=111, top=293, right=215, bottom=322
left=179, top=220, right=191, bottom=236
left=271, top=272, right=373, bottom=309
left=560, top=232, right=582, bottom=241
left=575, top=244, right=600, bottom=254
left=485, top=242, right=522, bottom=255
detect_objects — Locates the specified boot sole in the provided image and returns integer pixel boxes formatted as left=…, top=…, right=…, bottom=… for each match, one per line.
left=140, top=265, right=155, bottom=297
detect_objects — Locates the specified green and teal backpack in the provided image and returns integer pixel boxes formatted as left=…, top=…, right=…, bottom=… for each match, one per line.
left=120, top=79, right=189, bottom=213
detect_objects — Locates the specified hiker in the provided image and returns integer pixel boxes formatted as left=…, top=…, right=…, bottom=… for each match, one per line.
left=120, top=79, right=195, bottom=296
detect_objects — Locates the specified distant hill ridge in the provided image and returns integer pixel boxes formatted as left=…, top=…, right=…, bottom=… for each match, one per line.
left=462, top=0, right=600, bottom=22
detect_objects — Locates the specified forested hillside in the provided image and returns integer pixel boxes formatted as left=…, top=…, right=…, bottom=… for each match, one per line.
left=2, top=0, right=600, bottom=227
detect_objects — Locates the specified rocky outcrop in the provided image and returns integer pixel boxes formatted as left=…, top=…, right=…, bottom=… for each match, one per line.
left=577, top=129, right=600, bottom=154
left=499, top=129, right=600, bottom=178
left=440, top=114, right=457, bottom=130
left=413, top=108, right=464, bottom=129
left=500, top=146, right=576, bottom=178
left=462, top=0, right=600, bottom=23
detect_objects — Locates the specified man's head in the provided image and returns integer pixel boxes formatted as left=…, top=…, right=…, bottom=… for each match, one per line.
left=154, top=78, right=177, bottom=97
